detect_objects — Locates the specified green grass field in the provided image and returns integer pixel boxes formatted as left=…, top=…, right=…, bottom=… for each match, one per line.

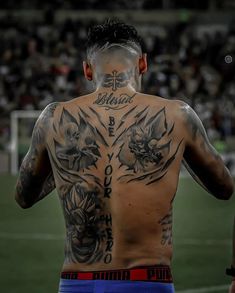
left=0, top=174, right=234, bottom=292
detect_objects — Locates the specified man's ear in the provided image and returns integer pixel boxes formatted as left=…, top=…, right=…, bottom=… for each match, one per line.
left=83, top=61, right=93, bottom=81
left=139, top=53, right=147, bottom=75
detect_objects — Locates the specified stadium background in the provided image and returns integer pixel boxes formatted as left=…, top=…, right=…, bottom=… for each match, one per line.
left=0, top=0, right=235, bottom=292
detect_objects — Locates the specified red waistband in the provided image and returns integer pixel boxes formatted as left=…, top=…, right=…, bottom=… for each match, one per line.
left=61, top=265, right=173, bottom=283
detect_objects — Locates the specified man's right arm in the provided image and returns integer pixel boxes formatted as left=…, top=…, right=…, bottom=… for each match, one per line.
left=180, top=102, right=234, bottom=200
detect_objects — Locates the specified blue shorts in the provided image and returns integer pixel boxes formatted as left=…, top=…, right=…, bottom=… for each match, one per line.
left=59, top=265, right=174, bottom=292
left=58, top=279, right=175, bottom=292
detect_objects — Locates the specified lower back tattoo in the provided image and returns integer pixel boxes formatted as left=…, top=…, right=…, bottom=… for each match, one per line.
left=159, top=210, right=173, bottom=246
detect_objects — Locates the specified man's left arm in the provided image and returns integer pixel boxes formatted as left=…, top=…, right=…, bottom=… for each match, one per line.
left=15, top=103, right=57, bottom=208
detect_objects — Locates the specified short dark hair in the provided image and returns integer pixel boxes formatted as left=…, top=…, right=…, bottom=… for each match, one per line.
left=86, top=19, right=143, bottom=59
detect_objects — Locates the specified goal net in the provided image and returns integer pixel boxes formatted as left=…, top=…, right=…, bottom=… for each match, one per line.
left=10, top=110, right=41, bottom=175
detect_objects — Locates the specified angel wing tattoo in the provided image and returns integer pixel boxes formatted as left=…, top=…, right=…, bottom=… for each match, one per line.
left=114, top=107, right=183, bottom=185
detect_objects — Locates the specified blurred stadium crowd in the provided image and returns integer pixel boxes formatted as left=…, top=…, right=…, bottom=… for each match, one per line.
left=0, top=0, right=234, bottom=10
left=0, top=11, right=235, bottom=155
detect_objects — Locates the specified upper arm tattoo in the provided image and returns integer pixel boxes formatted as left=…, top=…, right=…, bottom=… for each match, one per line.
left=181, top=104, right=208, bottom=141
left=181, top=103, right=219, bottom=159
left=180, top=103, right=231, bottom=196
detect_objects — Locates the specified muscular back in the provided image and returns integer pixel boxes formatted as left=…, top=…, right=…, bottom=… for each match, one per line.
left=44, top=91, right=185, bottom=271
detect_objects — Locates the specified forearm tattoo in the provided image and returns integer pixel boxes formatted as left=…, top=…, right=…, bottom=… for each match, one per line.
left=16, top=156, right=42, bottom=207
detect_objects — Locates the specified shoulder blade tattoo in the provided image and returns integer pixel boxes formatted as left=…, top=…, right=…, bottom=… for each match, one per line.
left=114, top=107, right=183, bottom=185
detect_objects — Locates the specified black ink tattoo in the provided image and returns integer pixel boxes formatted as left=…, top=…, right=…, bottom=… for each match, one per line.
left=103, top=151, right=114, bottom=201
left=54, top=108, right=108, bottom=171
left=181, top=103, right=230, bottom=197
left=16, top=103, right=58, bottom=207
left=108, top=116, right=115, bottom=137
left=101, top=69, right=133, bottom=91
left=99, top=214, right=113, bottom=264
left=16, top=157, right=43, bottom=208
left=182, top=105, right=208, bottom=141
left=159, top=210, right=173, bottom=246
left=114, top=107, right=183, bottom=185
left=41, top=103, right=184, bottom=266
left=93, top=92, right=136, bottom=110
left=89, top=107, right=107, bottom=130
left=62, top=183, right=103, bottom=264
left=116, top=105, right=138, bottom=131
left=32, top=103, right=58, bottom=146
left=182, top=104, right=222, bottom=163
left=39, top=172, right=56, bottom=199
left=181, top=105, right=220, bottom=159
left=48, top=105, right=116, bottom=265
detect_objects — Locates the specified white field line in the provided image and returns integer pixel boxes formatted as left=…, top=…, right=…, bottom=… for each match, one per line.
left=175, top=239, right=230, bottom=245
left=0, top=232, right=64, bottom=240
left=177, top=284, right=229, bottom=293
left=0, top=232, right=231, bottom=245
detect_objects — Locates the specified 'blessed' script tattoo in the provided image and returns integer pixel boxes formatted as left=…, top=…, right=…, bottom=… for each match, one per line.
left=93, top=92, right=136, bottom=110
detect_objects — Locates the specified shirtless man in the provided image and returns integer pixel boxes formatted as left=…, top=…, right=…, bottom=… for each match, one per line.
left=15, top=20, right=234, bottom=293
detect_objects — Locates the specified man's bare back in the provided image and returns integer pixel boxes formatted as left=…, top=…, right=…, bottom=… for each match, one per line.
left=46, top=91, right=185, bottom=271
left=15, top=88, right=233, bottom=271
left=15, top=20, right=234, bottom=291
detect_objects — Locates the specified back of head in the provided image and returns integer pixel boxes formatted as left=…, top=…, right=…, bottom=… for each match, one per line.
left=84, top=19, right=147, bottom=91
left=86, top=19, right=143, bottom=64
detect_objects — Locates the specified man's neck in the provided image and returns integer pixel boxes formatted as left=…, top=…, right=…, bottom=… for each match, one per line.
left=94, top=67, right=140, bottom=92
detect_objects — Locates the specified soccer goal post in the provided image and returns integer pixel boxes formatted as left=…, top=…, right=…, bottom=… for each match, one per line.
left=10, top=110, right=41, bottom=175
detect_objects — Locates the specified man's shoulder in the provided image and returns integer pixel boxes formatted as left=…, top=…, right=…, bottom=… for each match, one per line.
left=44, top=101, right=60, bottom=114
left=140, top=94, right=188, bottom=113
left=38, top=102, right=59, bottom=121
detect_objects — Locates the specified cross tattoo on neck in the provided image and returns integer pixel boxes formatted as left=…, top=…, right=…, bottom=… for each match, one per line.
left=110, top=70, right=118, bottom=91
left=101, top=70, right=131, bottom=91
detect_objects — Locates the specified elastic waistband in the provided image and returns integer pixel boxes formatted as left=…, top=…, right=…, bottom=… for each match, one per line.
left=61, top=265, right=173, bottom=283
